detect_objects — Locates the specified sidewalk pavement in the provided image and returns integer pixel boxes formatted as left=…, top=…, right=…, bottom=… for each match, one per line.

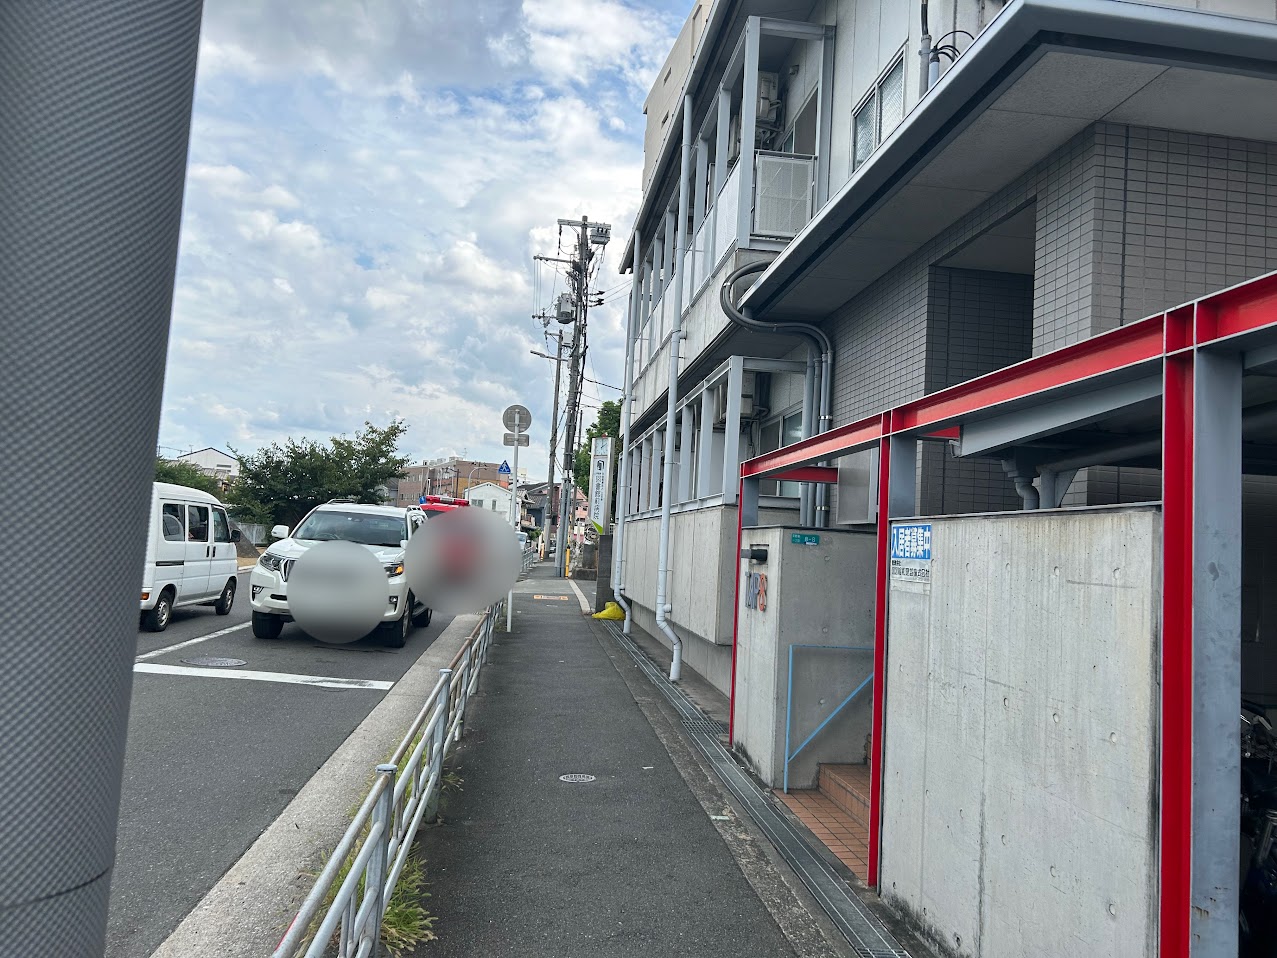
left=409, top=564, right=855, bottom=957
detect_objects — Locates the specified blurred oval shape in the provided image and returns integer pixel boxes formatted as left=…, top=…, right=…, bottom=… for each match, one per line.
left=288, top=540, right=388, bottom=644
left=404, top=507, right=520, bottom=615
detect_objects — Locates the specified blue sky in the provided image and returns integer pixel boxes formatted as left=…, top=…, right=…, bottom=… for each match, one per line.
left=160, top=0, right=688, bottom=474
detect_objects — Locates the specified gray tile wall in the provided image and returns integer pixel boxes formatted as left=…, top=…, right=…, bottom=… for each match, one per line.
left=919, top=267, right=1034, bottom=514
left=825, top=121, right=1277, bottom=512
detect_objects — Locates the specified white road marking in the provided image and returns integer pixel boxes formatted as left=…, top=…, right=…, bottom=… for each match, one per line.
left=568, top=580, right=590, bottom=613
left=136, top=622, right=252, bottom=661
left=133, top=663, right=394, bottom=691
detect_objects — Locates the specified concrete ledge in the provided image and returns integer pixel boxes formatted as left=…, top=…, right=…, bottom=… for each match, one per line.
left=149, top=613, right=481, bottom=958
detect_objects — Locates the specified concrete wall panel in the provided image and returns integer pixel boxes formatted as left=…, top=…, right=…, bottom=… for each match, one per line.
left=883, top=507, right=1160, bottom=958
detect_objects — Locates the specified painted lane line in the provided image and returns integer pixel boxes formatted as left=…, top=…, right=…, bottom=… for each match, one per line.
left=136, top=622, right=252, bottom=661
left=133, top=663, right=394, bottom=691
left=568, top=580, right=590, bottom=613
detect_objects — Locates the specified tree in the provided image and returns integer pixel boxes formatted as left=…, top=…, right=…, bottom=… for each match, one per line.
left=226, top=420, right=410, bottom=528
left=154, top=457, right=224, bottom=497
left=573, top=400, right=622, bottom=518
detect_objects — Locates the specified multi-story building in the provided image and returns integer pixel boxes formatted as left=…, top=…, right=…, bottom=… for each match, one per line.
left=173, top=447, right=238, bottom=486
left=394, top=457, right=504, bottom=505
left=617, top=0, right=1277, bottom=689
left=614, top=3, right=1277, bottom=955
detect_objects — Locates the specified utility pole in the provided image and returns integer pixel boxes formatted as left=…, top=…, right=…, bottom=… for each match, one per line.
left=542, top=328, right=565, bottom=559
left=535, top=217, right=609, bottom=576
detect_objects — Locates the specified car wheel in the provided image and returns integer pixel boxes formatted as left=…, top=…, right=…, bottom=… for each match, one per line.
left=410, top=593, right=433, bottom=628
left=214, top=578, right=236, bottom=615
left=382, top=609, right=410, bottom=649
left=252, top=611, right=284, bottom=640
left=142, top=590, right=174, bottom=633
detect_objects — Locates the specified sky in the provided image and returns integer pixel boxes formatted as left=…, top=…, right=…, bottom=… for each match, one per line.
left=159, top=0, right=688, bottom=475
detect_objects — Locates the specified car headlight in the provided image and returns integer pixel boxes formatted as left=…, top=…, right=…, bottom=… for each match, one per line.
left=384, top=561, right=405, bottom=578
left=258, top=552, right=283, bottom=572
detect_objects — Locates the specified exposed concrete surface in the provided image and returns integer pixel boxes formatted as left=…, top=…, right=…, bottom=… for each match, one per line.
left=884, top=507, right=1160, bottom=958
left=146, top=613, right=480, bottom=958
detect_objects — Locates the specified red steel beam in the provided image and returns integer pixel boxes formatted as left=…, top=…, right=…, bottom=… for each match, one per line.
left=1160, top=327, right=1194, bottom=958
left=742, top=416, right=881, bottom=478
left=770, top=466, right=839, bottom=484
left=867, top=419, right=891, bottom=889
left=892, top=317, right=1166, bottom=433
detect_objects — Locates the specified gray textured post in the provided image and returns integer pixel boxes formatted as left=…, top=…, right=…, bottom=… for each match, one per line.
left=0, top=4, right=202, bottom=954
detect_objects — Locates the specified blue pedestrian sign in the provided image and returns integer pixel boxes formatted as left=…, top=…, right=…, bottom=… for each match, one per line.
left=419, top=494, right=427, bottom=504
left=498, top=460, right=512, bottom=475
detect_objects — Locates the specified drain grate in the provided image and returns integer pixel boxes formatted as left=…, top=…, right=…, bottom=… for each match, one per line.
left=682, top=717, right=727, bottom=736
left=602, top=621, right=912, bottom=958
left=180, top=656, right=246, bottom=668
left=558, top=773, right=596, bottom=783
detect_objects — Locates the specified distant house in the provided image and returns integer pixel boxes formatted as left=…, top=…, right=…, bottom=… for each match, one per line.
left=174, top=447, right=238, bottom=483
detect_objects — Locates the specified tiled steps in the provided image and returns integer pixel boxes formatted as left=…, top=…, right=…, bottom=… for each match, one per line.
left=774, top=763, right=872, bottom=876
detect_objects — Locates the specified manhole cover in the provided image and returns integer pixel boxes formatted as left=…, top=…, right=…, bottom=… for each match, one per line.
left=558, top=773, right=596, bottom=783
left=180, top=656, right=247, bottom=668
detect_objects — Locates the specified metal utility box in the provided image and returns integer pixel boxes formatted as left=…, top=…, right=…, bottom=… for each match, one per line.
left=732, top=526, right=877, bottom=789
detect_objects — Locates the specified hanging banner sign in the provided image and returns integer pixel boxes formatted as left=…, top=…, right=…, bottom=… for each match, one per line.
left=587, top=437, right=616, bottom=535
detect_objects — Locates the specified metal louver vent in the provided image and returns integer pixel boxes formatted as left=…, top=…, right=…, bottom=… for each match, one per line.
left=753, top=152, right=815, bottom=239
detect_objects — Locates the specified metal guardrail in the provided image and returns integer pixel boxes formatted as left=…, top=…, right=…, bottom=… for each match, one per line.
left=521, top=545, right=536, bottom=576
left=272, top=602, right=502, bottom=958
left=783, top=644, right=874, bottom=793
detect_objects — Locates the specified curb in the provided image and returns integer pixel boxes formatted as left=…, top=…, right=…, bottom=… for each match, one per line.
left=148, top=613, right=481, bottom=958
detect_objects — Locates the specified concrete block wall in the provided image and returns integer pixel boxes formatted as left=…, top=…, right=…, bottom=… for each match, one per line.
left=883, top=507, right=1161, bottom=958
left=733, top=526, right=878, bottom=788
left=620, top=503, right=797, bottom=696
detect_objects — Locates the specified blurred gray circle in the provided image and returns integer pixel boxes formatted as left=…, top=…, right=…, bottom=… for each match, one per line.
left=288, top=541, right=387, bottom=644
left=404, top=507, right=521, bottom=614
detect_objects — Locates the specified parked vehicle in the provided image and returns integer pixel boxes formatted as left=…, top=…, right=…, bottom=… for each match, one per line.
left=249, top=500, right=431, bottom=647
left=140, top=482, right=241, bottom=632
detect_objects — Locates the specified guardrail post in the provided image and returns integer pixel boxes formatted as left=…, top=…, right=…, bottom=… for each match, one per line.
left=368, top=765, right=396, bottom=958
left=425, top=669, right=452, bottom=824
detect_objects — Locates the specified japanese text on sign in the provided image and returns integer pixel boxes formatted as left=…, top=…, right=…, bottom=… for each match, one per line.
left=890, top=523, right=932, bottom=583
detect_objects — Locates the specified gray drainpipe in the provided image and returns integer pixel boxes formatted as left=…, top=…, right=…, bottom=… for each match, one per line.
left=612, top=229, right=643, bottom=633
left=720, top=261, right=835, bottom=528
left=654, top=95, right=694, bottom=682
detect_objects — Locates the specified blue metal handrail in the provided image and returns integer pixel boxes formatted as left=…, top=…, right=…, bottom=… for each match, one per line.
left=783, top=644, right=874, bottom=793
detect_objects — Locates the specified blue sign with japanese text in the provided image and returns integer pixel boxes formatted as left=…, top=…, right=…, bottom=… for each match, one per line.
left=890, top=523, right=932, bottom=583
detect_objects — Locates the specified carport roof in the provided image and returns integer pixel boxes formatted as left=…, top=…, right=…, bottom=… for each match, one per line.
left=741, top=0, right=1277, bottom=321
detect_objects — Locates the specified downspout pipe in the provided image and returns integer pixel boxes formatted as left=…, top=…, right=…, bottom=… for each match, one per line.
left=920, top=0, right=933, bottom=96
left=612, top=230, right=643, bottom=634
left=720, top=261, right=835, bottom=527
left=654, top=96, right=694, bottom=683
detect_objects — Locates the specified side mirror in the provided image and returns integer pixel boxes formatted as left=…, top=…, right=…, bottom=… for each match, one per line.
left=271, top=524, right=290, bottom=540
left=400, top=539, right=409, bottom=550
left=231, top=529, right=242, bottom=542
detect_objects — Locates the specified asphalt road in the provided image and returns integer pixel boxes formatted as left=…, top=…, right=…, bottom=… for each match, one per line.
left=107, top=570, right=453, bottom=958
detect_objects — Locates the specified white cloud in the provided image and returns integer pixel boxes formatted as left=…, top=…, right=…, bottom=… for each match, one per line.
left=160, top=1, right=682, bottom=467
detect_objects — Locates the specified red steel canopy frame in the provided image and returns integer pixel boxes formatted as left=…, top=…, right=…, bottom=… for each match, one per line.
left=730, top=270, right=1277, bottom=957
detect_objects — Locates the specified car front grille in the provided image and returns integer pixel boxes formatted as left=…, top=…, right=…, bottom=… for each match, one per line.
left=280, top=558, right=296, bottom=582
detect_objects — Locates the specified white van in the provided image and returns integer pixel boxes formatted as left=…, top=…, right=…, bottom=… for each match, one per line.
left=140, top=482, right=241, bottom=631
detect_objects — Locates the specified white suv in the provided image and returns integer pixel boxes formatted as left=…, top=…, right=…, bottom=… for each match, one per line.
left=248, top=501, right=432, bottom=647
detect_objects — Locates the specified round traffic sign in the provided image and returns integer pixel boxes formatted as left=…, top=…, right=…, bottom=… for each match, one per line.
left=503, top=404, right=532, bottom=432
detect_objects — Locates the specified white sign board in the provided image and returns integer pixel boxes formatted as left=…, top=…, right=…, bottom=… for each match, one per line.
left=889, top=523, right=932, bottom=583
left=587, top=437, right=615, bottom=534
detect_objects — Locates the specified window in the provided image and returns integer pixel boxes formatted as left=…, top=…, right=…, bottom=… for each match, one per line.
left=212, top=508, right=231, bottom=543
left=187, top=505, right=210, bottom=542
left=758, top=410, right=804, bottom=497
left=852, top=54, right=905, bottom=171
left=162, top=503, right=184, bottom=541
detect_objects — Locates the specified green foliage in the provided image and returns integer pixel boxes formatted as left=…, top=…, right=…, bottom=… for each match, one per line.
left=309, top=845, right=435, bottom=957
left=226, top=420, right=410, bottom=528
left=573, top=400, right=621, bottom=515
left=154, top=458, right=224, bottom=497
